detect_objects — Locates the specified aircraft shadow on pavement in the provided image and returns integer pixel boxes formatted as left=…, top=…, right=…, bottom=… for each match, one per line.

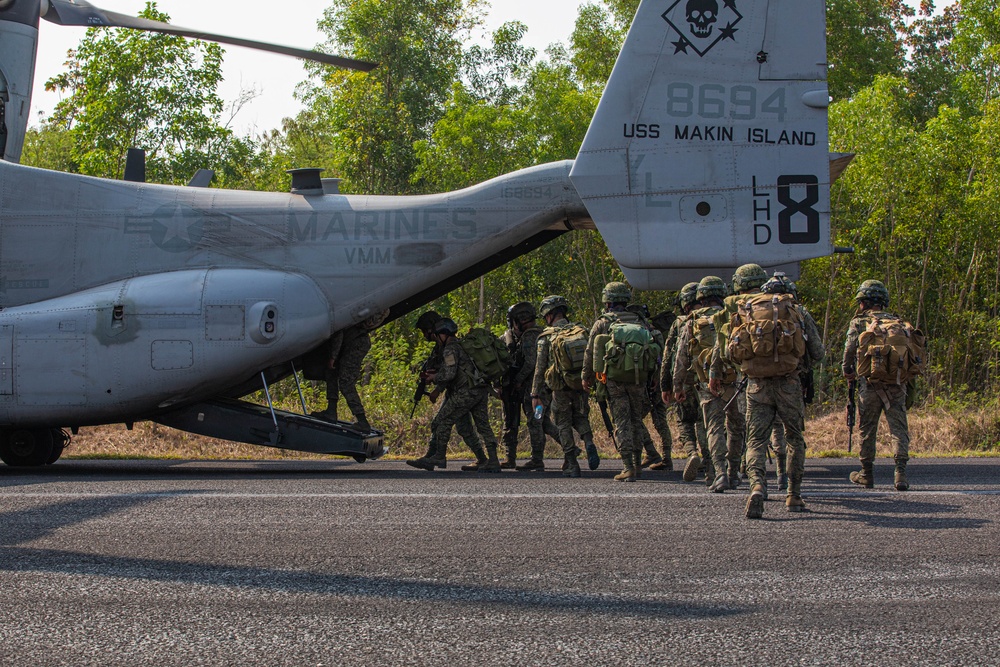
left=807, top=495, right=992, bottom=530
left=0, top=493, right=748, bottom=621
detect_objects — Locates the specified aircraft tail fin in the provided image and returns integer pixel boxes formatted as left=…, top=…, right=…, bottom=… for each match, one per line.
left=570, top=0, right=831, bottom=270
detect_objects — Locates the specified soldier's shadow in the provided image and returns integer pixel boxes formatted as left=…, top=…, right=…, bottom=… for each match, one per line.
left=805, top=495, right=991, bottom=530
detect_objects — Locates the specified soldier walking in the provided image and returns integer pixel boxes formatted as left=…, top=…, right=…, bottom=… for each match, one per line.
left=660, top=283, right=710, bottom=482
left=843, top=280, right=924, bottom=491
left=583, top=282, right=660, bottom=482
left=315, top=309, right=388, bottom=432
left=533, top=295, right=600, bottom=476
left=674, top=277, right=743, bottom=493
left=732, top=283, right=824, bottom=517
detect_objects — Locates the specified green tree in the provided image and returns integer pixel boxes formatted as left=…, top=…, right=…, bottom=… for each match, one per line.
left=44, top=1, right=252, bottom=185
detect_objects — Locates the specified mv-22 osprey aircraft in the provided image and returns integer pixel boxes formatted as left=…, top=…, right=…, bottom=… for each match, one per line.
left=0, top=0, right=846, bottom=466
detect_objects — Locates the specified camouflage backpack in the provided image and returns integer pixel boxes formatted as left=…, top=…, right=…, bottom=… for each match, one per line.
left=687, top=307, right=737, bottom=384
left=459, top=327, right=512, bottom=384
left=727, top=293, right=806, bottom=378
left=592, top=314, right=661, bottom=385
left=856, top=314, right=926, bottom=385
left=544, top=324, right=589, bottom=391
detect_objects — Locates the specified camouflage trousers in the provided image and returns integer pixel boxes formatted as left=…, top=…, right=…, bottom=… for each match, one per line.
left=857, top=380, right=909, bottom=468
left=674, top=387, right=709, bottom=461
left=697, top=382, right=745, bottom=475
left=550, top=388, right=593, bottom=455
left=745, top=376, right=806, bottom=494
left=324, top=338, right=371, bottom=419
left=649, top=395, right=674, bottom=458
left=431, top=386, right=497, bottom=459
left=607, top=380, right=650, bottom=460
left=501, top=387, right=559, bottom=460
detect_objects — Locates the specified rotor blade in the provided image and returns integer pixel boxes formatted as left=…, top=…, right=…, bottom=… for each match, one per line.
left=41, top=0, right=378, bottom=72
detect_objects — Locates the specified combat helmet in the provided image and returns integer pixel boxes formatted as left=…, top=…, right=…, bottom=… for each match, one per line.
left=362, top=309, right=390, bottom=330
left=601, top=281, right=632, bottom=304
left=696, top=276, right=727, bottom=301
left=731, top=263, right=768, bottom=293
left=415, top=310, right=442, bottom=332
left=539, top=295, right=569, bottom=318
left=760, top=273, right=796, bottom=295
left=507, top=301, right=536, bottom=327
left=432, top=317, right=459, bottom=336
left=855, top=279, right=889, bottom=307
left=678, top=282, right=699, bottom=311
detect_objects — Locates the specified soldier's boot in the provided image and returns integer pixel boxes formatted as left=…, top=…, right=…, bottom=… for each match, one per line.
left=614, top=455, right=636, bottom=482
left=785, top=474, right=805, bottom=512
left=633, top=451, right=644, bottom=480
left=704, top=460, right=716, bottom=487
left=745, top=484, right=766, bottom=519
left=739, top=458, right=748, bottom=480
left=478, top=444, right=502, bottom=474
left=563, top=449, right=582, bottom=478
left=406, top=452, right=446, bottom=472
left=500, top=442, right=518, bottom=469
left=709, top=466, right=730, bottom=493
left=894, top=466, right=909, bottom=491
left=460, top=446, right=489, bottom=472
left=682, top=454, right=701, bottom=482
left=352, top=412, right=371, bottom=432
left=516, top=458, right=545, bottom=472
left=850, top=464, right=874, bottom=489
left=777, top=453, right=788, bottom=491
left=640, top=453, right=663, bottom=469
left=727, top=465, right=741, bottom=490
left=584, top=437, right=601, bottom=471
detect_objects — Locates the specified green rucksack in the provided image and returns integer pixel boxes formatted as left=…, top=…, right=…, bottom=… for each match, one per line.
left=601, top=317, right=661, bottom=385
left=460, top=327, right=512, bottom=384
left=544, top=323, right=588, bottom=391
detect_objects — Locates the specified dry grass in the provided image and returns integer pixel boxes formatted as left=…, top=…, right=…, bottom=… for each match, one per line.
left=62, top=402, right=1000, bottom=461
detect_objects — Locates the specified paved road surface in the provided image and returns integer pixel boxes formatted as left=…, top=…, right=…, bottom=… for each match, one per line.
left=0, top=457, right=997, bottom=666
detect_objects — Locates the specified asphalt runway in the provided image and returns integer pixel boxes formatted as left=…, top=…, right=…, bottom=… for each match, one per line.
left=0, top=457, right=998, bottom=666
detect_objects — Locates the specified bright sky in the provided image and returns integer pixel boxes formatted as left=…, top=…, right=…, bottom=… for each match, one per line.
left=32, top=0, right=586, bottom=136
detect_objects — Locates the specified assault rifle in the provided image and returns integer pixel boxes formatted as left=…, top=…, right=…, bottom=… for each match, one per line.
left=410, top=360, right=432, bottom=419
left=723, top=376, right=749, bottom=411
left=846, top=379, right=857, bottom=453
left=597, top=400, right=618, bottom=451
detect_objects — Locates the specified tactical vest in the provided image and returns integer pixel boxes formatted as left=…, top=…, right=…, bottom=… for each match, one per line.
left=727, top=293, right=806, bottom=378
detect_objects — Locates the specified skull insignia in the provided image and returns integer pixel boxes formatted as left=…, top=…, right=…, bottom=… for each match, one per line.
left=686, top=0, right=718, bottom=38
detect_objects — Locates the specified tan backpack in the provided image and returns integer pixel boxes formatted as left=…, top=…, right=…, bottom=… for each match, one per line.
left=856, top=314, right=925, bottom=385
left=544, top=323, right=588, bottom=391
left=727, top=293, right=806, bottom=378
left=686, top=307, right=736, bottom=383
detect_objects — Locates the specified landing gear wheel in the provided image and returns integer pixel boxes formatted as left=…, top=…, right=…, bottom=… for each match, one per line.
left=46, top=429, right=70, bottom=465
left=0, top=428, right=54, bottom=467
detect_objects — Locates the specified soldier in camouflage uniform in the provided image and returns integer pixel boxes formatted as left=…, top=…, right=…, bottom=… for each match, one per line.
left=742, top=283, right=825, bottom=518
left=628, top=304, right=672, bottom=471
left=408, top=311, right=484, bottom=471
left=674, top=277, right=743, bottom=493
left=583, top=282, right=656, bottom=482
left=315, top=309, right=389, bottom=432
left=843, top=280, right=913, bottom=492
left=709, top=264, right=767, bottom=486
left=532, top=295, right=599, bottom=477
left=660, top=283, right=710, bottom=482
left=407, top=318, right=501, bottom=473
left=497, top=302, right=557, bottom=472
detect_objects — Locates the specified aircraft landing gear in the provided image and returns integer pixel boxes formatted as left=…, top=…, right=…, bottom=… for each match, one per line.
left=0, top=427, right=54, bottom=467
left=47, top=429, right=70, bottom=465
